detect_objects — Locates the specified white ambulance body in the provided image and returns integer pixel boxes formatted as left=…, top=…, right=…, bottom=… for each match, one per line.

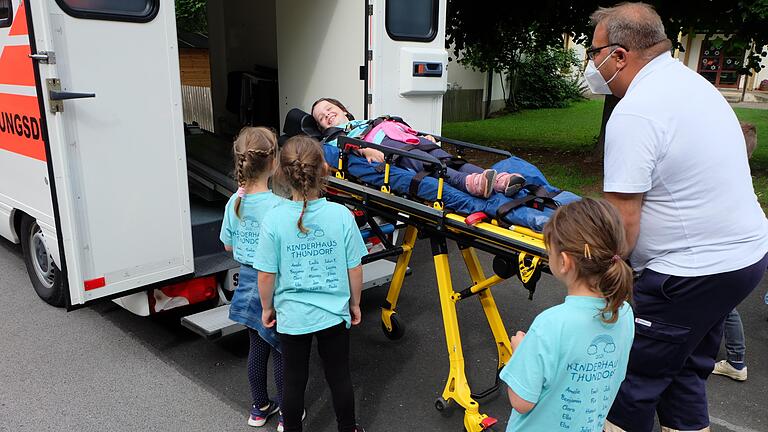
left=0, top=0, right=447, bottom=334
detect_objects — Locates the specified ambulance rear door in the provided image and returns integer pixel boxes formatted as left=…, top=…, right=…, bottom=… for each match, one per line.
left=27, top=0, right=193, bottom=305
left=368, top=0, right=448, bottom=133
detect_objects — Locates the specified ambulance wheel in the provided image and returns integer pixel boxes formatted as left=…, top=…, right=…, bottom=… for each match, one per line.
left=435, top=397, right=450, bottom=411
left=20, top=216, right=67, bottom=307
left=382, top=314, right=405, bottom=340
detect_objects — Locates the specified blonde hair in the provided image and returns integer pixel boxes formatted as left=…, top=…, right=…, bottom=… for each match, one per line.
left=277, top=135, right=327, bottom=233
left=543, top=198, right=633, bottom=324
left=232, top=127, right=277, bottom=218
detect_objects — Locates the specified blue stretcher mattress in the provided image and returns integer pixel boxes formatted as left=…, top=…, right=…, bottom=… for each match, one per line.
left=322, top=145, right=580, bottom=232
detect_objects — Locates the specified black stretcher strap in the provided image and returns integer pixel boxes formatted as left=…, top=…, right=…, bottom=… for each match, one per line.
left=496, top=184, right=561, bottom=220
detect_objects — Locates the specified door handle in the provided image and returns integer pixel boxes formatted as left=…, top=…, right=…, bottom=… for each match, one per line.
left=46, top=78, right=95, bottom=113
left=49, top=90, right=96, bottom=101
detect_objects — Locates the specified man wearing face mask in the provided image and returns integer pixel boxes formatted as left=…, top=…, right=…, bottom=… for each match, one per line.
left=587, top=3, right=768, bottom=432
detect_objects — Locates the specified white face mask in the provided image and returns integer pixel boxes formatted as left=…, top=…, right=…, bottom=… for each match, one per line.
left=584, top=49, right=620, bottom=95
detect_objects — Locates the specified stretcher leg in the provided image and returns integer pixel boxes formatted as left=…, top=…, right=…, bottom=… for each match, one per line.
left=431, top=237, right=495, bottom=432
left=381, top=225, right=418, bottom=339
left=460, top=246, right=513, bottom=369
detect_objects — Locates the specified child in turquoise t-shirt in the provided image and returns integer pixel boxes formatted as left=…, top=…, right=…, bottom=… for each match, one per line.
left=219, top=127, right=285, bottom=429
left=254, top=135, right=367, bottom=432
left=500, top=198, right=635, bottom=432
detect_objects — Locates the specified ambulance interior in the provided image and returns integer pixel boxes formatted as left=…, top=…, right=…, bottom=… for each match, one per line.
left=179, top=0, right=369, bottom=278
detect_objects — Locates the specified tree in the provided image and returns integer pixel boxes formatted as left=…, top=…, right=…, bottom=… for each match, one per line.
left=447, top=0, right=768, bottom=152
left=175, top=0, right=207, bottom=35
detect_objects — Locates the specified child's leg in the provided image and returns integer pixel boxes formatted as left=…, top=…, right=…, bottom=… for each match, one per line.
left=279, top=331, right=313, bottom=432
left=316, top=323, right=356, bottom=432
left=248, top=328, right=271, bottom=408
left=272, top=347, right=285, bottom=408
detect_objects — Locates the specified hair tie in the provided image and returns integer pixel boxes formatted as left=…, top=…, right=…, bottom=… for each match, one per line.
left=611, top=255, right=621, bottom=264
left=583, top=243, right=592, bottom=260
left=237, top=187, right=246, bottom=198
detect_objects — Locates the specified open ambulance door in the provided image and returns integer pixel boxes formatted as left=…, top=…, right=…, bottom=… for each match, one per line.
left=368, top=0, right=448, bottom=133
left=26, top=0, right=193, bottom=306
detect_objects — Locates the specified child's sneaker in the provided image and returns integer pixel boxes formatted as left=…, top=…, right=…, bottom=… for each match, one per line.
left=276, top=409, right=306, bottom=432
left=465, top=169, right=497, bottom=198
left=354, top=425, right=366, bottom=432
left=494, top=173, right=526, bottom=197
left=248, top=401, right=280, bottom=427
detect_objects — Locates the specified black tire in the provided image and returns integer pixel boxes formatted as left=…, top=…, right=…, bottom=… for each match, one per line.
left=20, top=216, right=67, bottom=307
left=382, top=313, right=405, bottom=340
left=435, top=397, right=450, bottom=411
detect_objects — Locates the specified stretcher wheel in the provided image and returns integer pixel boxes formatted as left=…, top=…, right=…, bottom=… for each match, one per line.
left=382, top=314, right=405, bottom=340
left=434, top=397, right=451, bottom=411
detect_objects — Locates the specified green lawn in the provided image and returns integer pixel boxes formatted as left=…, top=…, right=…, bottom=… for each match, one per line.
left=443, top=99, right=768, bottom=206
left=443, top=99, right=604, bottom=151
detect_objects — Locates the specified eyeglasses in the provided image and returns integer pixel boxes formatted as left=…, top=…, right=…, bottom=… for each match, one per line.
left=586, top=43, right=627, bottom=60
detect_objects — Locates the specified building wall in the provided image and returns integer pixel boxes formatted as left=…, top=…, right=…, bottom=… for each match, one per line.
left=179, top=48, right=211, bottom=87
left=680, top=34, right=768, bottom=91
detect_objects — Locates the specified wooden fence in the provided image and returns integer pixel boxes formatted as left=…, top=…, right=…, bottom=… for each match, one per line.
left=442, top=89, right=484, bottom=122
left=181, top=85, right=215, bottom=132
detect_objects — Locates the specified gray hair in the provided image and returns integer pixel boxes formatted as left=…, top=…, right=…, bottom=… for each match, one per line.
left=590, top=2, right=669, bottom=58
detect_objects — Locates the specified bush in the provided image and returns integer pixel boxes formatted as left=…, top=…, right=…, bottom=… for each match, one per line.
left=512, top=47, right=585, bottom=109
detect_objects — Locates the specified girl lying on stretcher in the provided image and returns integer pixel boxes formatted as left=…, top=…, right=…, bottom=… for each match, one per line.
left=311, top=98, right=525, bottom=199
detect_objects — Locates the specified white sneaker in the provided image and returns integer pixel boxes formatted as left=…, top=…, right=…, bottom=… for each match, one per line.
left=712, top=359, right=747, bottom=381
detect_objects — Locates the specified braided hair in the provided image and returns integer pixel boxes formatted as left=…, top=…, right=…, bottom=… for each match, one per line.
left=277, top=135, right=327, bottom=233
left=232, top=127, right=277, bottom=218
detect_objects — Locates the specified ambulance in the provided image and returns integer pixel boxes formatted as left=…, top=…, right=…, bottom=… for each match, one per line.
left=0, top=0, right=448, bottom=336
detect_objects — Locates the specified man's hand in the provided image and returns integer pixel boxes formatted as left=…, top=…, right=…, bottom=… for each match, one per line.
left=359, top=148, right=385, bottom=163
left=262, top=307, right=276, bottom=328
left=350, top=304, right=362, bottom=325
left=510, top=331, right=526, bottom=350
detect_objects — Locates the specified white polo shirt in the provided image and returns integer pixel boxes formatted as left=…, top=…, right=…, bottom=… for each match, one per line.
left=604, top=53, right=768, bottom=276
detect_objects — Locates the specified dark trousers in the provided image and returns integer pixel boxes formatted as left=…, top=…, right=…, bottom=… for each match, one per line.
left=279, top=322, right=356, bottom=432
left=381, top=137, right=483, bottom=193
left=607, top=253, right=768, bottom=431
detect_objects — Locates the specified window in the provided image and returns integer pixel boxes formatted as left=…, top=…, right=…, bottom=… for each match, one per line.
left=697, top=40, right=744, bottom=89
left=0, top=0, right=12, bottom=29
left=386, top=0, right=438, bottom=42
left=56, top=0, right=158, bottom=22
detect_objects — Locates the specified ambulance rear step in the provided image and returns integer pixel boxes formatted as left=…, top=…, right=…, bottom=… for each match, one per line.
left=180, top=260, right=404, bottom=339
left=181, top=305, right=244, bottom=340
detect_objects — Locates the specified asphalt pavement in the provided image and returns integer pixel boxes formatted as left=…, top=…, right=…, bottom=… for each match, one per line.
left=1, top=236, right=767, bottom=432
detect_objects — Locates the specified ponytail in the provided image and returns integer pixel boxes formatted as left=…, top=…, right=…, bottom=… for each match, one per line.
left=596, top=256, right=633, bottom=324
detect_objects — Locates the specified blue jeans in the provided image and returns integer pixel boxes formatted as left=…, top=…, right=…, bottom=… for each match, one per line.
left=230, top=265, right=281, bottom=351
left=723, top=309, right=746, bottom=365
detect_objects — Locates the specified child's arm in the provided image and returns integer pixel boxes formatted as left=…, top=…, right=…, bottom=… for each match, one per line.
left=223, top=244, right=233, bottom=252
left=348, top=265, right=363, bottom=325
left=507, top=387, right=536, bottom=414
left=258, top=271, right=277, bottom=328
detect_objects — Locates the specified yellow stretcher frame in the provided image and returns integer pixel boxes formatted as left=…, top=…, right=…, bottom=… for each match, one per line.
left=327, top=178, right=548, bottom=431
left=329, top=136, right=549, bottom=432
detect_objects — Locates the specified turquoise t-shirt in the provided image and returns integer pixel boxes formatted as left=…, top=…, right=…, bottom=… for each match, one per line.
left=253, top=198, right=368, bottom=335
left=500, top=296, right=635, bottom=432
left=219, top=191, right=283, bottom=266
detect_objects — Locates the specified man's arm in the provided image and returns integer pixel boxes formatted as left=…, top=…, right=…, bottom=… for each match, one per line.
left=604, top=192, right=643, bottom=253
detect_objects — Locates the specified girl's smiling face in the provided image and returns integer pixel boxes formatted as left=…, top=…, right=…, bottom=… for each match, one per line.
left=312, top=100, right=349, bottom=131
